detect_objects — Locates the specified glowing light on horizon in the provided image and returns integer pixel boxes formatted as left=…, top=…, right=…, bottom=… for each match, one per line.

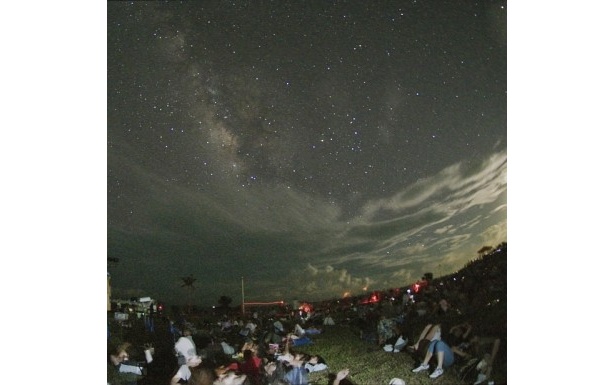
left=243, top=300, right=285, bottom=306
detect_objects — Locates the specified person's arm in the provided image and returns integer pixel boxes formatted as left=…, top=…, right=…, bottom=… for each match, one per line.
left=283, top=333, right=292, bottom=355
left=462, top=323, right=472, bottom=339
left=449, top=324, right=460, bottom=334
left=451, top=345, right=471, bottom=358
left=333, top=369, right=350, bottom=385
left=169, top=365, right=189, bottom=385
left=169, top=372, right=182, bottom=385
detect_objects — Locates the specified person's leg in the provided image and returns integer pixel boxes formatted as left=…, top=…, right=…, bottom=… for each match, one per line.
left=422, top=350, right=434, bottom=365
left=413, top=340, right=437, bottom=372
left=422, top=339, right=439, bottom=364
left=413, top=324, right=438, bottom=349
left=484, top=338, right=500, bottom=379
left=428, top=341, right=453, bottom=379
left=435, top=350, right=444, bottom=369
left=420, top=341, right=444, bottom=379
left=434, top=341, right=455, bottom=368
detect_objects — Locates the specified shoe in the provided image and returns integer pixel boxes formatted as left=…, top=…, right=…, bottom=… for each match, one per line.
left=412, top=363, right=430, bottom=373
left=429, top=368, right=444, bottom=379
left=473, top=373, right=487, bottom=384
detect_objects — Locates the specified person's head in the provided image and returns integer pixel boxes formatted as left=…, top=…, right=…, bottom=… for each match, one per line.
left=308, top=355, right=326, bottom=365
left=109, top=342, right=131, bottom=366
left=214, top=371, right=247, bottom=385
left=188, top=364, right=216, bottom=385
left=439, top=299, right=449, bottom=311
left=183, top=328, right=193, bottom=336
left=243, top=349, right=253, bottom=360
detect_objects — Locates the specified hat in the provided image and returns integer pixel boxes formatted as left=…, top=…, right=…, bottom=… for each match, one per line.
left=389, top=379, right=406, bottom=385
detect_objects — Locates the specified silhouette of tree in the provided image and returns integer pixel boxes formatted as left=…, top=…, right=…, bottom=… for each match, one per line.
left=181, top=275, right=197, bottom=288
left=181, top=275, right=197, bottom=313
left=477, top=246, right=493, bottom=256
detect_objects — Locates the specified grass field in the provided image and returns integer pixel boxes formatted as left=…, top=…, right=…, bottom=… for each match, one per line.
left=111, top=317, right=506, bottom=385
left=294, top=325, right=506, bottom=385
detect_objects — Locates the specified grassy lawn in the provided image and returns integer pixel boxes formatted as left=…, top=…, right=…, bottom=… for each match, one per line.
left=296, top=325, right=506, bottom=385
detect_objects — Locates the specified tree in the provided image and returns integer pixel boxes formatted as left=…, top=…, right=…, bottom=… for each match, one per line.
left=477, top=246, right=493, bottom=257
left=181, top=275, right=197, bottom=313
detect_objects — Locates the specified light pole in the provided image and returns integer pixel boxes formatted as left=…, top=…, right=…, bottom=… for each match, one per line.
left=241, top=276, right=245, bottom=316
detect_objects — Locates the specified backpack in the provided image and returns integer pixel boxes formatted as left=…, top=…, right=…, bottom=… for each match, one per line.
left=457, top=357, right=481, bottom=384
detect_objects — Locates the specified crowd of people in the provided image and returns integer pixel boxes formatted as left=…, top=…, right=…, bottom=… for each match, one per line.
left=108, top=243, right=506, bottom=385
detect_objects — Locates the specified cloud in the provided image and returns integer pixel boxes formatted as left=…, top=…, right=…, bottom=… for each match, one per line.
left=282, top=264, right=377, bottom=301
left=109, top=147, right=506, bottom=303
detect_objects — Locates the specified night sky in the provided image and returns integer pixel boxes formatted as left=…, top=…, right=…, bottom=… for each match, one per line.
left=107, top=0, right=507, bottom=306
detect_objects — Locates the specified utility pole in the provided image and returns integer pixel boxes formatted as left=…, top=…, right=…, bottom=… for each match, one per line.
left=241, top=276, right=245, bottom=316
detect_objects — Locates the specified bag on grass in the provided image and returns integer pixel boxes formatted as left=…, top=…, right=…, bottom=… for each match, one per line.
left=458, top=357, right=481, bottom=383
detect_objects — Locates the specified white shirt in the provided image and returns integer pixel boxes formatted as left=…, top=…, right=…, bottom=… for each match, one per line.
left=305, top=363, right=328, bottom=372
left=175, top=336, right=197, bottom=359
left=173, top=364, right=191, bottom=382
left=245, top=321, right=257, bottom=332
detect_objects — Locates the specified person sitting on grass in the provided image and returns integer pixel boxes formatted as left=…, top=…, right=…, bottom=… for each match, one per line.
left=411, top=338, right=455, bottom=379
left=377, top=314, right=395, bottom=347
left=175, top=328, right=198, bottom=365
left=461, top=335, right=501, bottom=385
left=239, top=348, right=263, bottom=385
left=407, top=322, right=443, bottom=363
left=448, top=322, right=475, bottom=360
left=107, top=342, right=142, bottom=385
